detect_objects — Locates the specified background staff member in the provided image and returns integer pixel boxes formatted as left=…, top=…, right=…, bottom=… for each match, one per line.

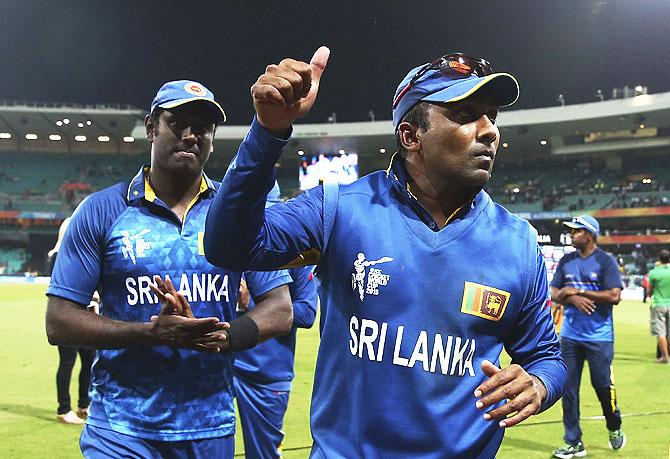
left=550, top=215, right=626, bottom=458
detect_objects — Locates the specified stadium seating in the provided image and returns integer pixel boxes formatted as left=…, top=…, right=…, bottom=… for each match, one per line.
left=0, top=152, right=144, bottom=211
left=0, top=247, right=29, bottom=275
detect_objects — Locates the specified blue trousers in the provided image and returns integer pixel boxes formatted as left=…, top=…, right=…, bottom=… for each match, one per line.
left=560, top=337, right=622, bottom=444
left=80, top=424, right=234, bottom=459
left=234, top=376, right=290, bottom=459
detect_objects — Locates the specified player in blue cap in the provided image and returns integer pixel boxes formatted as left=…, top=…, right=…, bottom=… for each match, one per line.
left=205, top=47, right=566, bottom=457
left=550, top=215, right=626, bottom=457
left=46, top=80, right=293, bottom=458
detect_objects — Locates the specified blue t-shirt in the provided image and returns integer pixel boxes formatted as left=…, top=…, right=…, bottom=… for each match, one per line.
left=47, top=167, right=291, bottom=441
left=550, top=247, right=623, bottom=342
left=204, top=119, right=566, bottom=458
left=234, top=266, right=318, bottom=390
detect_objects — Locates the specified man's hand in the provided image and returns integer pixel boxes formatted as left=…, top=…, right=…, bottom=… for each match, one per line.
left=87, top=291, right=101, bottom=315
left=149, top=275, right=229, bottom=352
left=251, top=46, right=330, bottom=136
left=566, top=294, right=596, bottom=315
left=474, top=360, right=547, bottom=428
left=237, top=278, right=251, bottom=312
left=556, top=287, right=578, bottom=303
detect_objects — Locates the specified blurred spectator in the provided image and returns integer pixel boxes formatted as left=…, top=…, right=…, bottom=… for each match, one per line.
left=647, top=250, right=670, bottom=364
left=47, top=217, right=96, bottom=424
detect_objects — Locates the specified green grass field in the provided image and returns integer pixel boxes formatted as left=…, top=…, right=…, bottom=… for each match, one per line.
left=1, top=283, right=668, bottom=458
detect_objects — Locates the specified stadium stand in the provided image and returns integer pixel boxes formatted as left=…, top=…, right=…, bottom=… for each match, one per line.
left=0, top=246, right=28, bottom=275
left=0, top=152, right=144, bottom=212
left=0, top=91, right=669, bottom=276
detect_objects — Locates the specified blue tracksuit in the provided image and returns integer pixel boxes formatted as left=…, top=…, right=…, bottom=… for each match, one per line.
left=204, top=119, right=566, bottom=458
left=551, top=248, right=623, bottom=443
left=234, top=265, right=318, bottom=459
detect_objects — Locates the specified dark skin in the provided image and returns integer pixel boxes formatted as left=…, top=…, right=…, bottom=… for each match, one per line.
left=249, top=46, right=545, bottom=428
left=46, top=103, right=293, bottom=351
left=145, top=103, right=216, bottom=221
left=150, top=276, right=292, bottom=352
left=550, top=228, right=622, bottom=315
left=397, top=95, right=499, bottom=228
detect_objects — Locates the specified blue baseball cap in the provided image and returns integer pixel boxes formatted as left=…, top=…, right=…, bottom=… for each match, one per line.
left=150, top=80, right=226, bottom=124
left=265, top=181, right=282, bottom=208
left=563, top=215, right=600, bottom=235
left=392, top=61, right=519, bottom=129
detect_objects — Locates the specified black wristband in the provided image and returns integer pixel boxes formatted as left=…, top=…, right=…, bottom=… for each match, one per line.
left=226, top=315, right=259, bottom=351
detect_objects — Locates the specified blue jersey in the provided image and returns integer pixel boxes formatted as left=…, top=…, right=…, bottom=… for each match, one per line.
left=550, top=248, right=623, bottom=342
left=47, top=166, right=291, bottom=441
left=204, top=120, right=566, bottom=458
left=234, top=266, right=318, bottom=390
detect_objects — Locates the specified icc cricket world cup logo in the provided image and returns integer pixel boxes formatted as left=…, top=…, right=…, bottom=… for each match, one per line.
left=352, top=252, right=393, bottom=301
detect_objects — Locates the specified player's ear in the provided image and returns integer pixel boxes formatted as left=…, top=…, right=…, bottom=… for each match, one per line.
left=210, top=126, right=216, bottom=153
left=397, top=121, right=421, bottom=153
left=145, top=114, right=155, bottom=142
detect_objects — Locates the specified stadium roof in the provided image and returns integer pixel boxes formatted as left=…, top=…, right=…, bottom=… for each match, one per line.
left=1, top=91, right=668, bottom=165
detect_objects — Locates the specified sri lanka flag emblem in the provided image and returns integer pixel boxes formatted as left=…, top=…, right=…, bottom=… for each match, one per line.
left=461, top=281, right=510, bottom=321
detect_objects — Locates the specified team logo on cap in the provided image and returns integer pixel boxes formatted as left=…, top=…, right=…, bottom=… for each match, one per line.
left=184, top=82, right=206, bottom=96
left=448, top=61, right=472, bottom=75
left=461, top=281, right=510, bottom=321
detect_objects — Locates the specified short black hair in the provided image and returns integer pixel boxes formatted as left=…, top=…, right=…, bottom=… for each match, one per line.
left=149, top=108, right=165, bottom=134
left=660, top=249, right=670, bottom=264
left=395, top=102, right=430, bottom=156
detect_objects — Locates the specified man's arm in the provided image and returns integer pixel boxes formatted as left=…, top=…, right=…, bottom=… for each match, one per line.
left=289, top=266, right=318, bottom=329
left=204, top=47, right=330, bottom=271
left=46, top=295, right=226, bottom=351
left=550, top=256, right=611, bottom=314
left=476, top=245, right=566, bottom=427
left=557, top=286, right=621, bottom=305
left=246, top=284, right=293, bottom=342
left=647, top=278, right=654, bottom=299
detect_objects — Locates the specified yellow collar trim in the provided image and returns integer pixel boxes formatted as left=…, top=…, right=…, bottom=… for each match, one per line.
left=144, top=168, right=208, bottom=203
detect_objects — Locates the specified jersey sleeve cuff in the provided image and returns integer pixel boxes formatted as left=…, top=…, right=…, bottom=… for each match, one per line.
left=528, top=363, right=566, bottom=413
left=244, top=117, right=292, bottom=164
left=250, top=273, right=293, bottom=298
left=46, top=285, right=92, bottom=307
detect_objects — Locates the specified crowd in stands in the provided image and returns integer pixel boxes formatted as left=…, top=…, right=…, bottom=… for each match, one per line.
left=487, top=157, right=669, bottom=213
left=0, top=153, right=142, bottom=212
left=607, top=191, right=669, bottom=209
left=0, top=246, right=29, bottom=275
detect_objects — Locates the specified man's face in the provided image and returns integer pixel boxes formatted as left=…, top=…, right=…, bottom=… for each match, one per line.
left=416, top=91, right=500, bottom=190
left=146, top=103, right=216, bottom=176
left=569, top=228, right=592, bottom=249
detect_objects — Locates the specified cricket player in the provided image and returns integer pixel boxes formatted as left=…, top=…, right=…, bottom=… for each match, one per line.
left=204, top=48, right=566, bottom=458
left=46, top=80, right=293, bottom=458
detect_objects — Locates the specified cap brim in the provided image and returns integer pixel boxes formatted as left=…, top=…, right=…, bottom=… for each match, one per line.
left=422, top=73, right=519, bottom=107
left=562, top=221, right=598, bottom=234
left=159, top=97, right=227, bottom=124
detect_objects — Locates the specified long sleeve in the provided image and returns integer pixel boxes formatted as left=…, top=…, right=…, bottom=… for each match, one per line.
left=505, top=246, right=567, bottom=413
left=289, top=266, right=318, bottom=329
left=204, top=118, right=325, bottom=271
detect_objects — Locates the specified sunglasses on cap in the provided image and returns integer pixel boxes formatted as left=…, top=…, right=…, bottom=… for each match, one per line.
left=392, top=53, right=494, bottom=109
